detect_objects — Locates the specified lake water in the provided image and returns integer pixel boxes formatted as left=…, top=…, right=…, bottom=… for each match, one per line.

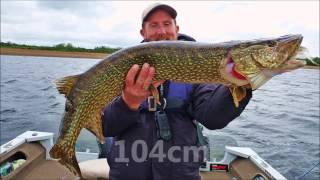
left=0, top=55, right=319, bottom=179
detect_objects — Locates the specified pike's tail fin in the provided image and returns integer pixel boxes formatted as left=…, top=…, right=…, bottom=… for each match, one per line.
left=50, top=139, right=82, bottom=178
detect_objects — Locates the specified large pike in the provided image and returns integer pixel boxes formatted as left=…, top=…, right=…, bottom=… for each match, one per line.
left=50, top=34, right=305, bottom=178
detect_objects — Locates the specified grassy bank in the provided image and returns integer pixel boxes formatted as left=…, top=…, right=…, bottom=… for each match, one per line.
left=1, top=42, right=120, bottom=54
left=0, top=47, right=107, bottom=59
left=0, top=41, right=121, bottom=59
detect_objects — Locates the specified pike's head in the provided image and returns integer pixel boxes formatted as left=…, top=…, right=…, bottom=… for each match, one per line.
left=221, top=34, right=305, bottom=90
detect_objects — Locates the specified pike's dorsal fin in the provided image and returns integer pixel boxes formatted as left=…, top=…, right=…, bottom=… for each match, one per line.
left=85, top=111, right=105, bottom=144
left=55, top=75, right=80, bottom=96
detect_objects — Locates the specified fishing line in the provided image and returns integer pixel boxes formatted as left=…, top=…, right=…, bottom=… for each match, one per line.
left=296, top=161, right=320, bottom=180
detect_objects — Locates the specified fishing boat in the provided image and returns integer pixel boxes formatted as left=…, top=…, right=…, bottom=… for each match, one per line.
left=0, top=131, right=286, bottom=180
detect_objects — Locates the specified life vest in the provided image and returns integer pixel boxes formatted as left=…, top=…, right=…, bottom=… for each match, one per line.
left=139, top=81, right=193, bottom=114
left=139, top=81, right=208, bottom=146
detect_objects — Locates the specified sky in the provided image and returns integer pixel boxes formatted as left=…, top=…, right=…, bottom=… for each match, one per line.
left=1, top=1, right=319, bottom=57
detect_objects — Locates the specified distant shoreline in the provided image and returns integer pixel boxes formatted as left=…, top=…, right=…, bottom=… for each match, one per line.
left=0, top=47, right=107, bottom=59
left=0, top=47, right=318, bottom=69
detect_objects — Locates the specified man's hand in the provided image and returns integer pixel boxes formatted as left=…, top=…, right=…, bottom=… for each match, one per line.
left=122, top=63, right=164, bottom=110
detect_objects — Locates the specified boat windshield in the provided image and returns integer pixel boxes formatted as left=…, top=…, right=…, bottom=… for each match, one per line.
left=76, top=129, right=99, bottom=153
left=204, top=133, right=238, bottom=162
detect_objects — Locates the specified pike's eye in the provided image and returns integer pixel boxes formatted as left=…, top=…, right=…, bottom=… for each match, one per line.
left=266, top=41, right=277, bottom=47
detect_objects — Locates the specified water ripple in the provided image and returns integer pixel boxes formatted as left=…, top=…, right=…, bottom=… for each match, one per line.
left=48, top=95, right=57, bottom=99
left=49, top=102, right=61, bottom=108
left=4, top=79, right=18, bottom=84
left=0, top=108, right=17, bottom=114
left=0, top=117, right=12, bottom=122
left=41, top=85, right=53, bottom=91
left=1, top=55, right=319, bottom=179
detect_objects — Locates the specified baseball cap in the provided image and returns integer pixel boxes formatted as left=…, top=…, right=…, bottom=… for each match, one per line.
left=141, top=3, right=177, bottom=24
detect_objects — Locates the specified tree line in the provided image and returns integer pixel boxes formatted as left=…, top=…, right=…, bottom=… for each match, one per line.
left=0, top=41, right=120, bottom=54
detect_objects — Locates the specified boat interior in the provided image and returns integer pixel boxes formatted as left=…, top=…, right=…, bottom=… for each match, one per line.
left=1, top=142, right=276, bottom=180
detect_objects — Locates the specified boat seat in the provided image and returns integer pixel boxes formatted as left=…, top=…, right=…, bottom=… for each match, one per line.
left=79, top=158, right=109, bottom=180
left=0, top=142, right=76, bottom=180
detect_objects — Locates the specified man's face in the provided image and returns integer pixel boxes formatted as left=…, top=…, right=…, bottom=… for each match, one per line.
left=140, top=9, right=179, bottom=41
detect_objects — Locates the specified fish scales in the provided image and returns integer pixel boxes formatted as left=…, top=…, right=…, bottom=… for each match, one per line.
left=50, top=35, right=304, bottom=178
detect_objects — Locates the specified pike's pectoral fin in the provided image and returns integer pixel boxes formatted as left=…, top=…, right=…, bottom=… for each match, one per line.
left=55, top=75, right=81, bottom=96
left=229, top=87, right=247, bottom=108
left=85, top=111, right=105, bottom=144
left=246, top=71, right=274, bottom=90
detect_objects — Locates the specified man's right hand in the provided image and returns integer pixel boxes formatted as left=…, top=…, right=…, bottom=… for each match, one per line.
left=122, top=63, right=164, bottom=110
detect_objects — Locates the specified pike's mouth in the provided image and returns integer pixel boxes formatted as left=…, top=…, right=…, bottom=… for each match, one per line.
left=226, top=55, right=246, bottom=80
left=220, top=52, right=249, bottom=87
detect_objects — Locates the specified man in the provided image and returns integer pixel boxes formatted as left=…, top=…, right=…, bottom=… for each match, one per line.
left=102, top=3, right=252, bottom=180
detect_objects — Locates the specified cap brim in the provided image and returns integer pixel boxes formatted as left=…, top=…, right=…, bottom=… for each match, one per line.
left=142, top=4, right=177, bottom=23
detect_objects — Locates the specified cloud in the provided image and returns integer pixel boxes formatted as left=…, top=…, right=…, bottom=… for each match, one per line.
left=1, top=1, right=319, bottom=56
left=166, top=1, right=319, bottom=56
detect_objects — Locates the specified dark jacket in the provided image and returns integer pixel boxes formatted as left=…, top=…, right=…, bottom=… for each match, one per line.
left=102, top=34, right=252, bottom=180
